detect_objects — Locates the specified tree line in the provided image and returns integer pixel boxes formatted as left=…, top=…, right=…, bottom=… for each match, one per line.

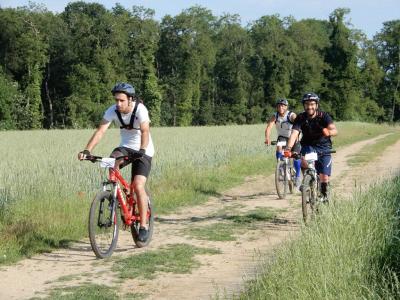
left=0, top=2, right=399, bottom=129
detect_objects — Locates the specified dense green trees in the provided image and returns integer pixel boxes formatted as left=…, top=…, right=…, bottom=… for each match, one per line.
left=0, top=3, right=398, bottom=129
left=375, top=20, right=400, bottom=122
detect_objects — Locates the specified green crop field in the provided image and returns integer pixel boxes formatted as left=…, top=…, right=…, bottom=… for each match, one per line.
left=0, top=122, right=398, bottom=263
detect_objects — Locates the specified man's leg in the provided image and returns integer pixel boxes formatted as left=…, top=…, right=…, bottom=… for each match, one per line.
left=131, top=155, right=152, bottom=242
left=317, top=154, right=332, bottom=200
left=133, top=175, right=148, bottom=228
left=319, top=174, right=329, bottom=198
left=293, top=158, right=301, bottom=188
left=276, top=149, right=283, bottom=160
left=110, top=147, right=130, bottom=174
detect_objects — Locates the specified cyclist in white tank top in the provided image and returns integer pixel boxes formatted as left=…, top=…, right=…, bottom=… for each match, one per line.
left=265, top=98, right=302, bottom=188
left=275, top=110, right=294, bottom=139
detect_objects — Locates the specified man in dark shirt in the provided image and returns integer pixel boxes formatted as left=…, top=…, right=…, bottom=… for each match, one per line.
left=284, top=92, right=338, bottom=199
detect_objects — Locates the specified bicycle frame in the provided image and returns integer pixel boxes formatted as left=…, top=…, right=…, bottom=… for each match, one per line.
left=105, top=165, right=149, bottom=227
left=272, top=140, right=295, bottom=198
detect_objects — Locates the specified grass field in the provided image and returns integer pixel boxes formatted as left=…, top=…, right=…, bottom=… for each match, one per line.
left=0, top=122, right=398, bottom=263
left=238, top=176, right=400, bottom=299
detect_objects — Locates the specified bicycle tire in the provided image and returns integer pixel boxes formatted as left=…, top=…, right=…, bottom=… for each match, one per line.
left=88, top=191, right=119, bottom=258
left=131, top=189, right=154, bottom=248
left=288, top=165, right=296, bottom=194
left=275, top=160, right=288, bottom=199
left=301, top=174, right=315, bottom=224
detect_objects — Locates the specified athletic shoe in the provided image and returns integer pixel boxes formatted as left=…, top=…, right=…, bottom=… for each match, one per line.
left=138, top=226, right=148, bottom=242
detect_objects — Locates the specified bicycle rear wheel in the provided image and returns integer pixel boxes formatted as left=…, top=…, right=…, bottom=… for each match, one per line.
left=131, top=189, right=154, bottom=248
left=88, top=191, right=119, bottom=258
left=301, top=174, right=315, bottom=224
left=275, top=161, right=288, bottom=199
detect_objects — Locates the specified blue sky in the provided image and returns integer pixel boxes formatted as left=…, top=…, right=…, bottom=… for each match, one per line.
left=1, top=0, right=399, bottom=38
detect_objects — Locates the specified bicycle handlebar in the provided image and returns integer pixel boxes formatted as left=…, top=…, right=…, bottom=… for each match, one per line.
left=83, top=154, right=139, bottom=163
left=285, top=149, right=336, bottom=159
left=269, top=141, right=287, bottom=146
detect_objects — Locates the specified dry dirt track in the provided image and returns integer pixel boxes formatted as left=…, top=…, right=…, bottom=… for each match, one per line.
left=0, top=134, right=399, bottom=300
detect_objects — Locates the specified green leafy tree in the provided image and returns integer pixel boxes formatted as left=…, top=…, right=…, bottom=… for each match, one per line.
left=0, top=5, right=49, bottom=128
left=374, top=20, right=400, bottom=122
left=323, top=8, right=360, bottom=120
left=213, top=14, right=251, bottom=124
left=249, top=15, right=296, bottom=121
left=123, top=6, right=162, bottom=126
left=288, top=19, right=330, bottom=104
left=61, top=2, right=125, bottom=127
left=356, top=36, right=385, bottom=121
left=158, top=6, right=216, bottom=126
left=0, top=68, right=23, bottom=129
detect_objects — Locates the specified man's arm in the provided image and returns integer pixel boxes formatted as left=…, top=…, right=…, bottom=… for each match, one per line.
left=78, top=119, right=111, bottom=159
left=140, top=121, right=150, bottom=150
left=286, top=129, right=300, bottom=150
left=325, top=123, right=338, bottom=137
left=264, top=116, right=276, bottom=145
left=289, top=112, right=297, bottom=123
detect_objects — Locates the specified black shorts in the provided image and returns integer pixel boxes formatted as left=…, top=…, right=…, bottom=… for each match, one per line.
left=110, top=147, right=152, bottom=178
left=277, top=136, right=301, bottom=153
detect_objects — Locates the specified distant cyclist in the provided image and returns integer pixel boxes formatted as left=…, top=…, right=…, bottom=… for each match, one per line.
left=284, top=92, right=338, bottom=200
left=265, top=98, right=302, bottom=188
left=78, top=82, right=154, bottom=243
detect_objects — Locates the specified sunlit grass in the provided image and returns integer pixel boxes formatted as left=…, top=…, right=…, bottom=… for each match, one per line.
left=237, top=176, right=400, bottom=299
left=184, top=207, right=281, bottom=241
left=348, top=132, right=399, bottom=166
left=113, top=243, right=221, bottom=279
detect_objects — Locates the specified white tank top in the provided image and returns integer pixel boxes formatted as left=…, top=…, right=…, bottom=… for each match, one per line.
left=275, top=111, right=293, bottom=138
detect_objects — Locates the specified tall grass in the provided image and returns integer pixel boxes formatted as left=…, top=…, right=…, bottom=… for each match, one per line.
left=0, top=122, right=397, bottom=263
left=238, top=176, right=400, bottom=299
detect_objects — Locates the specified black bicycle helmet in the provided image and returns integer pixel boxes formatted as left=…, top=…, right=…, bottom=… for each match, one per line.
left=276, top=98, right=289, bottom=106
left=111, top=82, right=135, bottom=97
left=302, top=92, right=320, bottom=104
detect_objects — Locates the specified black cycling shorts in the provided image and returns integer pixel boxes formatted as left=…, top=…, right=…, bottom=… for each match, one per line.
left=110, top=146, right=152, bottom=178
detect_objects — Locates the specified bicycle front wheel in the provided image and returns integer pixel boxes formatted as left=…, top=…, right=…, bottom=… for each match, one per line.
left=301, top=174, right=315, bottom=224
left=88, top=191, right=119, bottom=258
left=288, top=165, right=296, bottom=194
left=275, top=161, right=288, bottom=199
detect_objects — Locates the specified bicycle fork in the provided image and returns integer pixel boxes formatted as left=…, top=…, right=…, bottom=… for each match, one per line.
left=98, top=183, right=118, bottom=228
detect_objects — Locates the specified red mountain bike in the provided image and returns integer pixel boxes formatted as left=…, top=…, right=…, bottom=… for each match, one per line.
left=83, top=154, right=154, bottom=258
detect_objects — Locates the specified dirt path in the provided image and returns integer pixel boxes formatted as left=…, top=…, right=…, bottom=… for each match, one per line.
left=1, top=134, right=399, bottom=300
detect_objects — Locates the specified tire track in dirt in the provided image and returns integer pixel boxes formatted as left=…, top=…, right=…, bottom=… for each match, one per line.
left=0, top=133, right=399, bottom=300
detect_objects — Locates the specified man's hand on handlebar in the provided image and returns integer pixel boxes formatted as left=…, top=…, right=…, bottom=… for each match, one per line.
left=78, top=149, right=91, bottom=160
left=283, top=149, right=291, bottom=158
left=322, top=128, right=330, bottom=137
left=132, top=148, right=146, bottom=160
left=264, top=138, right=271, bottom=146
left=283, top=148, right=300, bottom=159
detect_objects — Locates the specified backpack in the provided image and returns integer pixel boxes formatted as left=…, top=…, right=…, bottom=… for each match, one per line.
left=115, top=100, right=140, bottom=130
